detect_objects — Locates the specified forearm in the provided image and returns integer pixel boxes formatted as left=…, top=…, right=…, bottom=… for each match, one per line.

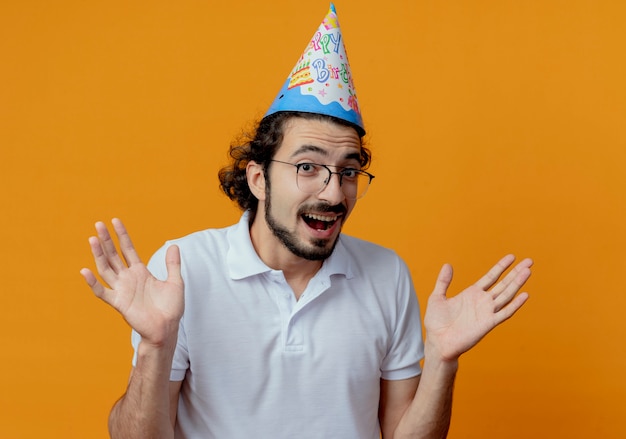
left=393, top=344, right=458, bottom=439
left=109, top=337, right=178, bottom=439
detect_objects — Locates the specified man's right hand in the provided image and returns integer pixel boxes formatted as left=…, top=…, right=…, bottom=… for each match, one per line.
left=80, top=219, right=184, bottom=348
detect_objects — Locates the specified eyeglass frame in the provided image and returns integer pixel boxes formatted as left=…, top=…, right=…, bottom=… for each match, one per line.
left=269, top=159, right=375, bottom=200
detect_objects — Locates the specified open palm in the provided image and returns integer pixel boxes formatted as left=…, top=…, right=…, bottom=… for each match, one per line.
left=80, top=219, right=184, bottom=346
left=424, top=255, right=532, bottom=362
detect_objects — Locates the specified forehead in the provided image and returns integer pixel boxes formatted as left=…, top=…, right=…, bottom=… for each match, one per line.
left=277, top=117, right=362, bottom=160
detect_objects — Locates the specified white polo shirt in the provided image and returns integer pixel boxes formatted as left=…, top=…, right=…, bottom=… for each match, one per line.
left=133, top=212, right=423, bottom=438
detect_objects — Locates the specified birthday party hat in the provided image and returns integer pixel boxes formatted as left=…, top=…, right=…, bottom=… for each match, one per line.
left=265, top=3, right=365, bottom=135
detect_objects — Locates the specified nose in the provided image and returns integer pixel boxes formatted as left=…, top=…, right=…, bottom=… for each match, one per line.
left=317, top=172, right=346, bottom=204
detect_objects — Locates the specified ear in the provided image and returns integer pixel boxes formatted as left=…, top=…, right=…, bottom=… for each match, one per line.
left=246, top=160, right=267, bottom=201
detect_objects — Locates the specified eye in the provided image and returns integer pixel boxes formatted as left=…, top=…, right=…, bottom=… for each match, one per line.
left=297, top=163, right=319, bottom=176
left=341, top=168, right=360, bottom=179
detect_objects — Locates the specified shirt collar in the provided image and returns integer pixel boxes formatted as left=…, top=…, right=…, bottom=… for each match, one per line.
left=226, top=211, right=272, bottom=280
left=226, top=211, right=354, bottom=281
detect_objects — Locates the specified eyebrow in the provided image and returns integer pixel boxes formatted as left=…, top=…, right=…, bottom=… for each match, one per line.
left=291, top=144, right=361, bottom=163
left=291, top=144, right=328, bottom=158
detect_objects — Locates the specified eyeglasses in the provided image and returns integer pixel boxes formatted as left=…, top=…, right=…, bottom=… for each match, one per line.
left=270, top=160, right=375, bottom=200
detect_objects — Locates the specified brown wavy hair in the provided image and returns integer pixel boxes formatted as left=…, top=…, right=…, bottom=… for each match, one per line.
left=218, top=111, right=370, bottom=219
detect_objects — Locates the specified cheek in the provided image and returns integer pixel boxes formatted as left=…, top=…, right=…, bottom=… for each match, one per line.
left=267, top=179, right=303, bottom=215
left=271, top=173, right=308, bottom=202
left=343, top=200, right=357, bottom=220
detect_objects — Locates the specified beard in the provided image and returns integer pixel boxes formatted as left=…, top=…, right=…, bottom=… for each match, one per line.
left=264, top=194, right=344, bottom=261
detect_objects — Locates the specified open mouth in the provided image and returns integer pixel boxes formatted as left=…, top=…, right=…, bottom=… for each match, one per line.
left=302, top=213, right=341, bottom=231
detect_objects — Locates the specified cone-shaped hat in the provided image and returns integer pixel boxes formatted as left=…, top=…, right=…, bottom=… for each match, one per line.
left=265, top=3, right=365, bottom=135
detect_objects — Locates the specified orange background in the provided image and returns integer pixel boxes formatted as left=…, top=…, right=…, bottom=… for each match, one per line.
left=1, top=0, right=625, bottom=437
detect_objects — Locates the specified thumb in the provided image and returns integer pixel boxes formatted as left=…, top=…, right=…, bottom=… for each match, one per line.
left=164, top=245, right=182, bottom=283
left=432, top=263, right=453, bottom=299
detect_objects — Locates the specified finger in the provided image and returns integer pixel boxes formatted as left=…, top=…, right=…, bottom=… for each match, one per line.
left=494, top=267, right=532, bottom=311
left=494, top=291, right=529, bottom=325
left=475, top=254, right=516, bottom=290
left=88, top=235, right=120, bottom=286
left=112, top=218, right=142, bottom=266
left=95, top=221, right=126, bottom=273
left=431, top=263, right=453, bottom=298
left=80, top=267, right=113, bottom=303
left=165, top=245, right=182, bottom=283
left=491, top=258, right=533, bottom=299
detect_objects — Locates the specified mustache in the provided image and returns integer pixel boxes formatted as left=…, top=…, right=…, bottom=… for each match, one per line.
left=298, top=203, right=347, bottom=215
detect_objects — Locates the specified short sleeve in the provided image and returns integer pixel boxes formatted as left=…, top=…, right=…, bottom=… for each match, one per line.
left=380, top=256, right=424, bottom=380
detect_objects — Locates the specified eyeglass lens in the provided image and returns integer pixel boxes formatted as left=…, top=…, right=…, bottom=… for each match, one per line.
left=296, top=164, right=370, bottom=199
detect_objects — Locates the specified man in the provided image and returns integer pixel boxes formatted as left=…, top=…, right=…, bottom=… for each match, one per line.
left=81, top=5, right=532, bottom=438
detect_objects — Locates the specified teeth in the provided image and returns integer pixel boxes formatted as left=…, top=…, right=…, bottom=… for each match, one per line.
left=304, top=213, right=339, bottom=222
